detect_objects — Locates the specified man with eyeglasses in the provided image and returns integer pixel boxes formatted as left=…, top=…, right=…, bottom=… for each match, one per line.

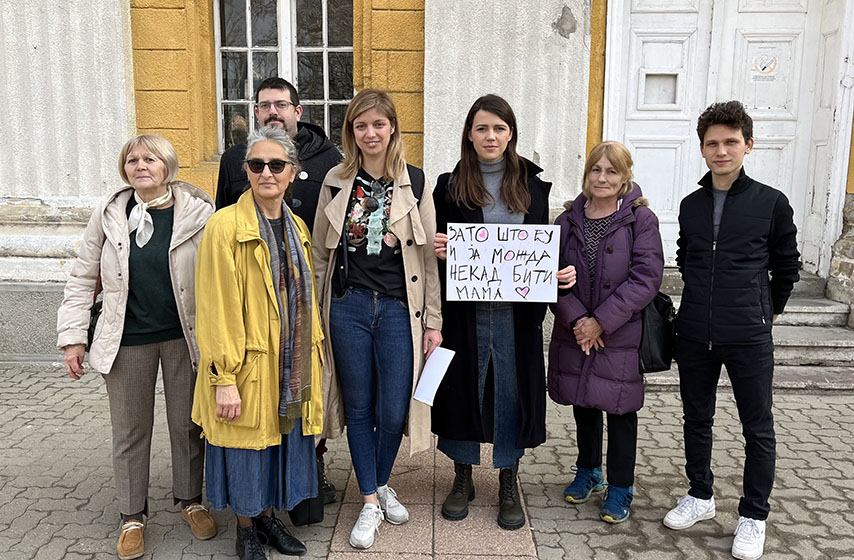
left=215, top=77, right=342, bottom=510
left=216, top=76, right=342, bottom=234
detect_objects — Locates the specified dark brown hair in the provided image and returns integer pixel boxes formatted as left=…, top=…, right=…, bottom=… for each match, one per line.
left=450, top=94, right=530, bottom=214
left=697, top=100, right=753, bottom=144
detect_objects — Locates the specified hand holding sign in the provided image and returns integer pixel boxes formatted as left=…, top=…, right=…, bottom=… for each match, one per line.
left=446, top=223, right=561, bottom=302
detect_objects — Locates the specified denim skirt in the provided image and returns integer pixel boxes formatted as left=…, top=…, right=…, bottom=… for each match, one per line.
left=205, top=424, right=318, bottom=517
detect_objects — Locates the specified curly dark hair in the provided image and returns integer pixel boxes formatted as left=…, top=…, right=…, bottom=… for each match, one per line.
left=696, top=100, right=753, bottom=144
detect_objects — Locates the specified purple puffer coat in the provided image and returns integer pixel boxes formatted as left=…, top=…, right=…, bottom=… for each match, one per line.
left=548, top=184, right=664, bottom=414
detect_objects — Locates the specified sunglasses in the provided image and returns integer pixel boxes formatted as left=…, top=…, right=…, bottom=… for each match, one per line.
left=364, top=180, right=386, bottom=212
left=245, top=159, right=293, bottom=174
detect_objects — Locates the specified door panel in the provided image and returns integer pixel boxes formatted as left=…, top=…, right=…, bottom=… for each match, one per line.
left=605, top=0, right=833, bottom=269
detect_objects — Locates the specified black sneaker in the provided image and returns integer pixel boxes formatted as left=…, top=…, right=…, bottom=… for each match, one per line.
left=254, top=514, right=307, bottom=556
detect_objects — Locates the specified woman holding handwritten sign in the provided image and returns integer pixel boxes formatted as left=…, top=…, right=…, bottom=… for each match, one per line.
left=432, top=94, right=576, bottom=530
left=312, top=89, right=443, bottom=550
left=548, top=141, right=664, bottom=524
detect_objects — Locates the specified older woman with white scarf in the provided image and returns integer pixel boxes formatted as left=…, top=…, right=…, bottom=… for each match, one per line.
left=56, top=134, right=217, bottom=560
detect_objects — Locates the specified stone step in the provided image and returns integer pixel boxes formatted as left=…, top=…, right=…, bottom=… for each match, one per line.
left=661, top=269, right=826, bottom=298
left=644, top=363, right=854, bottom=391
left=773, top=325, right=854, bottom=366
left=670, top=296, right=850, bottom=327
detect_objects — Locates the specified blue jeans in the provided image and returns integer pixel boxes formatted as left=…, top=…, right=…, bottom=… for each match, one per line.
left=438, top=302, right=524, bottom=469
left=329, top=287, right=413, bottom=495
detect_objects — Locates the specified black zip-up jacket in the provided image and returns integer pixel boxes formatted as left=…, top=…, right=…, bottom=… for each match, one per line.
left=215, top=121, right=342, bottom=231
left=675, top=168, right=800, bottom=346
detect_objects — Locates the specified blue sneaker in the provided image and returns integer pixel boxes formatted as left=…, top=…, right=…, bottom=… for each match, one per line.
left=600, top=485, right=633, bottom=523
left=564, top=466, right=605, bottom=504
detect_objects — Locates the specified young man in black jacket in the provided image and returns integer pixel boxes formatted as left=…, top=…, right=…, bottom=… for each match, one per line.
left=216, top=77, right=342, bottom=232
left=663, top=101, right=800, bottom=560
left=216, top=77, right=342, bottom=506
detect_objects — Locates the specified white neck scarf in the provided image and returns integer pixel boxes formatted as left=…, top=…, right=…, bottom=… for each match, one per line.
left=127, top=186, right=173, bottom=247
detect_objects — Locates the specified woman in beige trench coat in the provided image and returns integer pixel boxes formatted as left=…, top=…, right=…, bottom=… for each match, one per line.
left=312, top=88, right=442, bottom=550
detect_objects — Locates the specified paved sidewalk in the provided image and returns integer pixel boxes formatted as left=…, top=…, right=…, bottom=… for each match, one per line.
left=1, top=361, right=853, bottom=559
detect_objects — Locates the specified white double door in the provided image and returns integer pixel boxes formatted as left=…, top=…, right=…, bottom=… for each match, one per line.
left=604, top=0, right=850, bottom=273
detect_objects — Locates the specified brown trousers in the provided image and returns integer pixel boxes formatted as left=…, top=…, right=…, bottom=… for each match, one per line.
left=103, top=338, right=203, bottom=516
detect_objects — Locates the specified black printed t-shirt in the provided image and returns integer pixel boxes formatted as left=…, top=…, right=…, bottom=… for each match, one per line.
left=343, top=168, right=407, bottom=300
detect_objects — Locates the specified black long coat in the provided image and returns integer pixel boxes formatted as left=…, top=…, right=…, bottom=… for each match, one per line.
left=431, top=160, right=552, bottom=449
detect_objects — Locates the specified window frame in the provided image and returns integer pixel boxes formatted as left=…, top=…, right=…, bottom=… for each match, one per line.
left=213, top=0, right=353, bottom=154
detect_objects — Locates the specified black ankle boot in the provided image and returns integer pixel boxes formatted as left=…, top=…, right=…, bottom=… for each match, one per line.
left=497, top=461, right=525, bottom=530
left=235, top=524, right=267, bottom=560
left=254, top=514, right=307, bottom=556
left=317, top=455, right=337, bottom=504
left=442, top=462, right=475, bottom=521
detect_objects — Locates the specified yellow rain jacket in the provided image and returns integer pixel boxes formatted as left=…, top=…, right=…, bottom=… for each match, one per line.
left=192, top=190, right=324, bottom=449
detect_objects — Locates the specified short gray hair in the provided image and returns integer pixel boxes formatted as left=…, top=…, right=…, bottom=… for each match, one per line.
left=245, top=126, right=301, bottom=173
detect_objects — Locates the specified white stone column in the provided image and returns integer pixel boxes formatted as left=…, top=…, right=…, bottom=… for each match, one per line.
left=423, top=0, right=591, bottom=211
left=0, top=0, right=136, bottom=282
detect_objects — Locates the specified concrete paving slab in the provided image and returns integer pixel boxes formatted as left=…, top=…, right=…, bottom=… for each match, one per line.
left=2, top=362, right=854, bottom=559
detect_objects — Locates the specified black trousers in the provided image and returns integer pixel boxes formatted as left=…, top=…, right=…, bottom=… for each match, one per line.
left=675, top=337, right=776, bottom=520
left=573, top=406, right=638, bottom=488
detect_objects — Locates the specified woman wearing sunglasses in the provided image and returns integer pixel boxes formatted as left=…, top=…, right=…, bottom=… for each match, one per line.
left=193, top=127, right=326, bottom=560
left=56, top=134, right=217, bottom=560
left=312, top=88, right=442, bottom=549
left=431, top=94, right=576, bottom=530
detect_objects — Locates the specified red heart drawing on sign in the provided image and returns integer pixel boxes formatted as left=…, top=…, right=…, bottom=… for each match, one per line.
left=515, top=286, right=530, bottom=298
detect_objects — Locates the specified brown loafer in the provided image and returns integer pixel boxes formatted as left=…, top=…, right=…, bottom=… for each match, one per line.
left=182, top=503, right=217, bottom=540
left=117, top=520, right=145, bottom=560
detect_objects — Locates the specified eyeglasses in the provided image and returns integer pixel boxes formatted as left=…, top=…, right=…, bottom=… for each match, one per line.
left=364, top=180, right=386, bottom=212
left=245, top=159, right=293, bottom=174
left=257, top=100, right=295, bottom=111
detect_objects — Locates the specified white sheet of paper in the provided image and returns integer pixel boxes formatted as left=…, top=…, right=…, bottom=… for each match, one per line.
left=413, top=347, right=455, bottom=406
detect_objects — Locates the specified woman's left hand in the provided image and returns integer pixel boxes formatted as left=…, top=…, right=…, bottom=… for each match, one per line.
left=423, top=328, right=443, bottom=360
left=556, top=265, right=577, bottom=289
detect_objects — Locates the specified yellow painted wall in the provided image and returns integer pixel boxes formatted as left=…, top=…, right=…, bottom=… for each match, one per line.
left=586, top=0, right=607, bottom=154
left=130, top=0, right=219, bottom=197
left=354, top=0, right=425, bottom=166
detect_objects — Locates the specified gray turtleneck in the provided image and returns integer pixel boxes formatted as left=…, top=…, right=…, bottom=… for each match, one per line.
left=480, top=157, right=523, bottom=224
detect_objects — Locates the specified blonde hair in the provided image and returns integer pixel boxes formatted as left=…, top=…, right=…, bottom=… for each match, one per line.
left=118, top=134, right=179, bottom=185
left=581, top=141, right=634, bottom=200
left=340, top=89, right=405, bottom=181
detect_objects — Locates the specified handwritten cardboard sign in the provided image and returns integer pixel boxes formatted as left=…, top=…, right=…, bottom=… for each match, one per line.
left=446, top=223, right=560, bottom=302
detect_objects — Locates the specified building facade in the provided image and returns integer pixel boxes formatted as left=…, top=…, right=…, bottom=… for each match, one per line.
left=1, top=0, right=853, bottom=333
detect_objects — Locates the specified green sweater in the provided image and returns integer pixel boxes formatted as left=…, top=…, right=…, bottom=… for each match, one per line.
left=121, top=198, right=183, bottom=346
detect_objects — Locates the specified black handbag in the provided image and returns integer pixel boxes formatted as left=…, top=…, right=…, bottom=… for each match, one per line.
left=286, top=457, right=325, bottom=526
left=629, top=205, right=675, bottom=374
left=86, top=275, right=103, bottom=349
left=638, top=291, right=675, bottom=374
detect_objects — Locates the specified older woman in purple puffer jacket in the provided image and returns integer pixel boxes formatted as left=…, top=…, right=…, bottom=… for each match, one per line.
left=548, top=141, right=663, bottom=525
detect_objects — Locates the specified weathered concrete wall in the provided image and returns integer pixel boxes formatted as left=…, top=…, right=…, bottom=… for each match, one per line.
left=0, top=0, right=136, bottom=283
left=827, top=193, right=854, bottom=327
left=423, top=0, right=591, bottom=209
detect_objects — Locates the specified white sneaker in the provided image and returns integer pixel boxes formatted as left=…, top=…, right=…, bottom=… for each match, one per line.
left=663, top=494, right=716, bottom=530
left=732, top=516, right=766, bottom=560
left=377, top=484, right=410, bottom=525
left=349, top=503, right=383, bottom=549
